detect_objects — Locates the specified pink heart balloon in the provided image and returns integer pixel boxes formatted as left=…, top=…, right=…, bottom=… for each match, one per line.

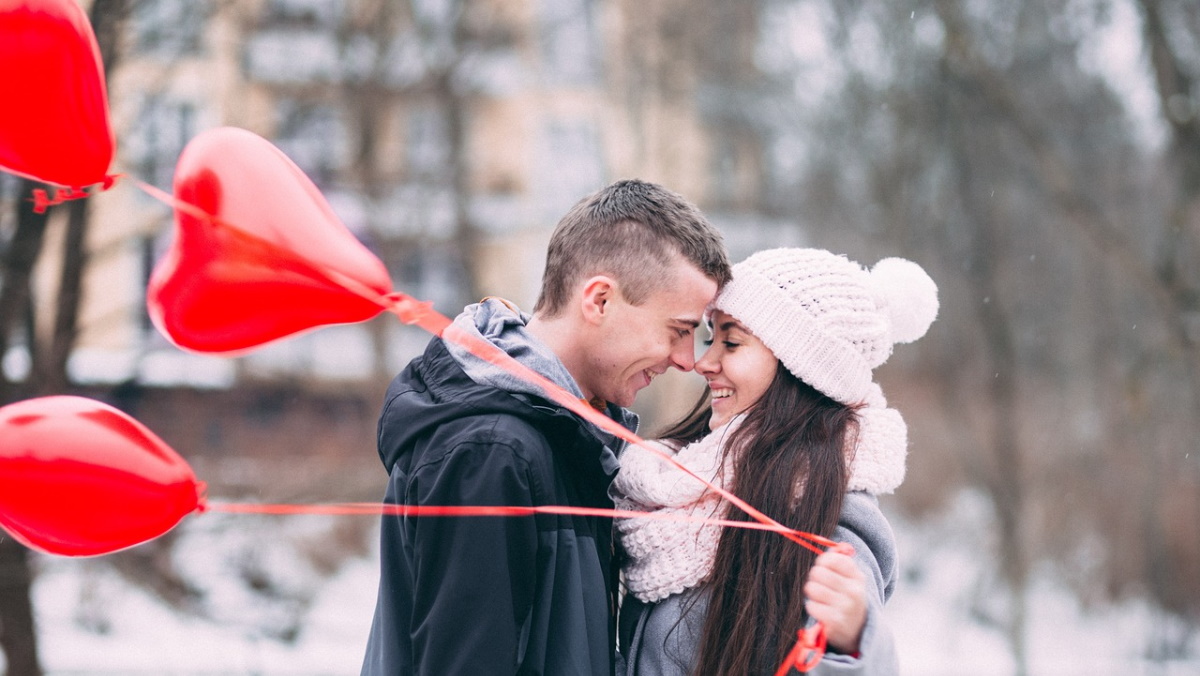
left=0, top=0, right=114, bottom=187
left=147, top=127, right=394, bottom=353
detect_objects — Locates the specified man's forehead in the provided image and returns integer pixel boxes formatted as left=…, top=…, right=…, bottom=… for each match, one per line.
left=640, top=261, right=718, bottom=320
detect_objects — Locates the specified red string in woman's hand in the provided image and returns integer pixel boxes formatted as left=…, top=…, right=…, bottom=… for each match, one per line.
left=774, top=623, right=828, bottom=676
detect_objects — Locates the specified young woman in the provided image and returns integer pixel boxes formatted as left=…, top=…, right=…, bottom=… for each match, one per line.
left=614, top=247, right=939, bottom=675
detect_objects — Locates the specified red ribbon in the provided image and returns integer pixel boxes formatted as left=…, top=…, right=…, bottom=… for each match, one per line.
left=135, top=179, right=838, bottom=671
left=28, top=174, right=119, bottom=213
left=203, top=501, right=834, bottom=542
left=207, top=501, right=836, bottom=673
left=775, top=623, right=828, bottom=676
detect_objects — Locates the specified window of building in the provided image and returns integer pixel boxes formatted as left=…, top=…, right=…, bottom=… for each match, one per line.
left=536, top=118, right=604, bottom=220
left=126, top=95, right=196, bottom=192
left=261, top=0, right=344, bottom=28
left=406, top=104, right=452, bottom=182
left=131, top=0, right=212, bottom=57
left=274, top=100, right=347, bottom=189
left=243, top=29, right=341, bottom=83
left=123, top=95, right=196, bottom=344
left=537, top=0, right=600, bottom=85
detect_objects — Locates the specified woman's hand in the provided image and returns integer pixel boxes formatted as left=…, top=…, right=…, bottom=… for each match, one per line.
left=803, top=547, right=868, bottom=654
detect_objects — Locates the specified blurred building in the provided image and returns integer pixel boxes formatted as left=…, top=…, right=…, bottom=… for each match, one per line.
left=52, top=0, right=804, bottom=426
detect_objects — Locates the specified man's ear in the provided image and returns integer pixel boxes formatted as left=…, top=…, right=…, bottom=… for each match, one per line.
left=579, top=276, right=617, bottom=325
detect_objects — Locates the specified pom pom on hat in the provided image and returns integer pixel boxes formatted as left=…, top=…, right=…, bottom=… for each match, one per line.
left=870, top=257, right=939, bottom=344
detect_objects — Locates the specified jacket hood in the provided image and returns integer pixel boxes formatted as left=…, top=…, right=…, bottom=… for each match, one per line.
left=378, top=299, right=637, bottom=475
left=445, top=298, right=585, bottom=401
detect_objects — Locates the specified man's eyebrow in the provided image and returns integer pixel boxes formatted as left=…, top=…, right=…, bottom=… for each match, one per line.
left=670, top=318, right=702, bottom=328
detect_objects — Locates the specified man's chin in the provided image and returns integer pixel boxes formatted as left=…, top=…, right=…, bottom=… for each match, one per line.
left=607, top=389, right=639, bottom=409
left=609, top=397, right=634, bottom=409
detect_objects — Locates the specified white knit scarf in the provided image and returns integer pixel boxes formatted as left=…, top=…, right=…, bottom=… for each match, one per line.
left=614, top=390, right=908, bottom=603
left=613, top=417, right=743, bottom=603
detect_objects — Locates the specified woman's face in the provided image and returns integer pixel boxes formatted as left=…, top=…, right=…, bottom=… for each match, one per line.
left=695, top=310, right=779, bottom=430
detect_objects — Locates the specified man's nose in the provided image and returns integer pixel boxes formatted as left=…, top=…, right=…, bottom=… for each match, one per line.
left=670, top=339, right=697, bottom=372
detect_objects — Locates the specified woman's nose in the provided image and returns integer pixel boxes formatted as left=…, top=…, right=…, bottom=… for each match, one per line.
left=695, top=347, right=718, bottom=375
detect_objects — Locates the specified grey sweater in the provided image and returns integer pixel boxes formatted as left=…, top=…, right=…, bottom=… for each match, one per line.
left=618, top=492, right=899, bottom=675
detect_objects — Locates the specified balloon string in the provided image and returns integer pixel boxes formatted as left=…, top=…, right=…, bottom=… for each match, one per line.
left=133, top=175, right=835, bottom=669
left=209, top=499, right=833, bottom=672
left=403, top=309, right=825, bottom=551
left=135, top=179, right=236, bottom=229
left=203, top=501, right=833, bottom=545
left=774, top=624, right=828, bottom=675
left=130, top=178, right=802, bottom=549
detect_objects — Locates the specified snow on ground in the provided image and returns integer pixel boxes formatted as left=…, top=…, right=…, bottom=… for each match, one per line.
left=23, top=490, right=1200, bottom=675
left=33, top=556, right=378, bottom=676
left=885, top=491, right=1199, bottom=676
left=31, top=515, right=380, bottom=676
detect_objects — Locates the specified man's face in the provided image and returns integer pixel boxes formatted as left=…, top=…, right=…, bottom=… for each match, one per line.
left=581, top=260, right=718, bottom=408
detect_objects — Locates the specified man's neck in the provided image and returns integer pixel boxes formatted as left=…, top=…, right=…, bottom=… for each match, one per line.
left=526, top=314, right=593, bottom=402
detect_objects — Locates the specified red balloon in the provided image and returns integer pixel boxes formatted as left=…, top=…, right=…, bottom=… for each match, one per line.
left=147, top=127, right=394, bottom=354
left=0, top=0, right=115, bottom=187
left=0, top=396, right=204, bottom=557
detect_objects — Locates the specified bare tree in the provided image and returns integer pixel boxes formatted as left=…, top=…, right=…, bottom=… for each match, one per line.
left=694, top=0, right=1200, bottom=669
left=0, top=4, right=129, bottom=673
left=0, top=185, right=55, bottom=676
left=332, top=0, right=513, bottom=382
left=769, top=0, right=1200, bottom=668
left=2, top=3, right=521, bottom=663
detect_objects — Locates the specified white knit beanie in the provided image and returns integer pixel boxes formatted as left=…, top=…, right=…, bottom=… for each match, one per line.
left=713, top=248, right=939, bottom=493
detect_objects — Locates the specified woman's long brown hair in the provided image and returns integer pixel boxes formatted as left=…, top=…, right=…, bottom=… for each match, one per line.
left=659, top=362, right=857, bottom=676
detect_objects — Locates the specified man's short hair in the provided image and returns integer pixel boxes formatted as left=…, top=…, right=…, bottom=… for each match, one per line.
left=533, top=179, right=731, bottom=317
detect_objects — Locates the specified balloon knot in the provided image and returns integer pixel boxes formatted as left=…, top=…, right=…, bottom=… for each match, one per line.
left=386, top=293, right=438, bottom=325
left=27, top=179, right=116, bottom=213
left=32, top=189, right=52, bottom=214
left=194, top=480, right=209, bottom=513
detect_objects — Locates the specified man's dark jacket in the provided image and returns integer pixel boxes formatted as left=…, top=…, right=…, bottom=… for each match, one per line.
left=361, top=336, right=626, bottom=675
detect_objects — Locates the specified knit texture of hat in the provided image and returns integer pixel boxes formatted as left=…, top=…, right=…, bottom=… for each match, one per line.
left=713, top=248, right=938, bottom=406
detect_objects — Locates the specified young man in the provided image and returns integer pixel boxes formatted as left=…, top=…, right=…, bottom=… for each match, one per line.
left=361, top=179, right=731, bottom=676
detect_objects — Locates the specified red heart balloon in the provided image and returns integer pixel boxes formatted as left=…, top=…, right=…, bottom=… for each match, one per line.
left=0, top=0, right=115, bottom=187
left=147, top=127, right=394, bottom=354
left=0, top=396, right=204, bottom=557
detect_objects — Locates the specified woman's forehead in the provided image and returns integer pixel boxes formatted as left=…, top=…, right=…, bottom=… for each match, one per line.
left=709, top=310, right=748, bottom=333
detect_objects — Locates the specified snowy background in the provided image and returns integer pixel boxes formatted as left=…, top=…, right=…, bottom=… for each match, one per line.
left=4, top=0, right=1200, bottom=674
left=20, top=489, right=1200, bottom=676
